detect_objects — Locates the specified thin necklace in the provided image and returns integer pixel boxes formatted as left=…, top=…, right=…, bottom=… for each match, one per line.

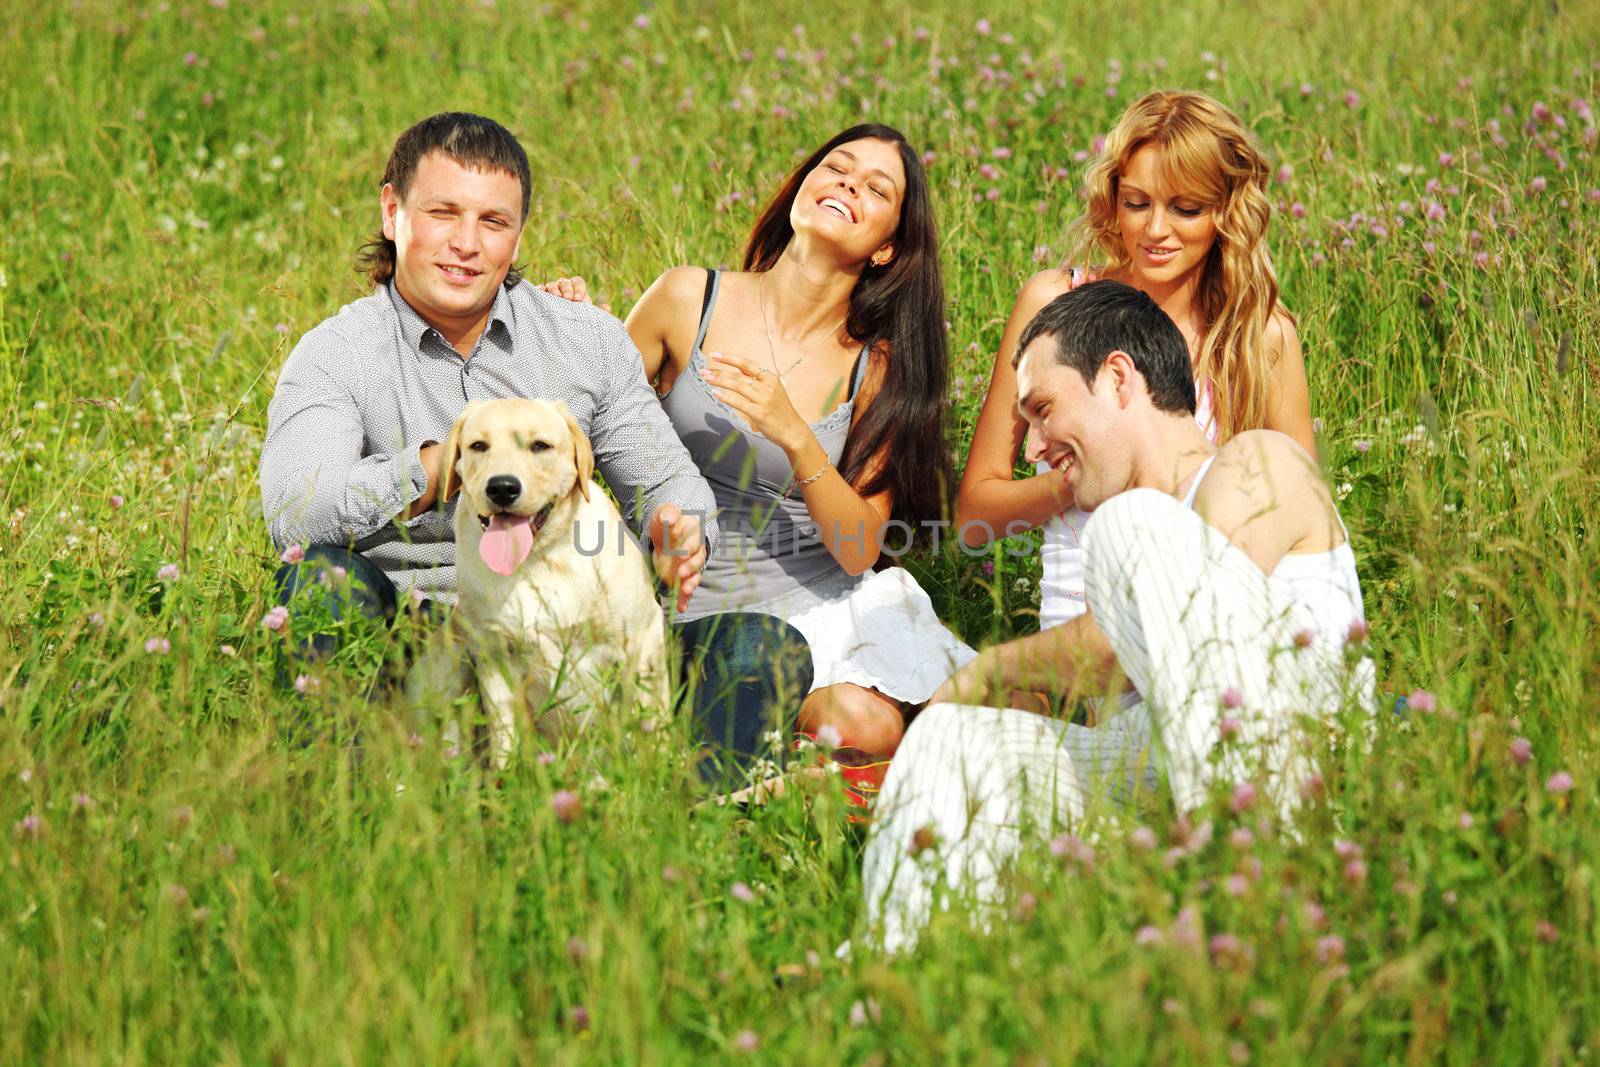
left=757, top=272, right=847, bottom=387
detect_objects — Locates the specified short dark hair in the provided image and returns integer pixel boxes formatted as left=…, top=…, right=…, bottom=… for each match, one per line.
left=356, top=112, right=532, bottom=288
left=1014, top=280, right=1196, bottom=415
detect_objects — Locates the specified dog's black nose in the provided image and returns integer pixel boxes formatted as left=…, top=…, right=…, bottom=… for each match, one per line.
left=485, top=475, right=521, bottom=507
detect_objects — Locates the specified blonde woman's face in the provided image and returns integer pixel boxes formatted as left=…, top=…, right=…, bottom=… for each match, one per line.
left=1115, top=143, right=1218, bottom=285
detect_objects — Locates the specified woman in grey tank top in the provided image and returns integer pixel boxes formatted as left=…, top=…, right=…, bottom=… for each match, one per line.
left=551, top=125, right=974, bottom=785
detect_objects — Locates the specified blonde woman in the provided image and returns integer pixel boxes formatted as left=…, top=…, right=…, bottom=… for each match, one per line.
left=957, top=89, right=1315, bottom=634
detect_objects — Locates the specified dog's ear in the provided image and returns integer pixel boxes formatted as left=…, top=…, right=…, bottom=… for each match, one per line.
left=438, top=402, right=480, bottom=503
left=557, top=400, right=594, bottom=501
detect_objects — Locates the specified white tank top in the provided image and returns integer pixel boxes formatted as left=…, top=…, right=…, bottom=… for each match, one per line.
left=1038, top=379, right=1217, bottom=628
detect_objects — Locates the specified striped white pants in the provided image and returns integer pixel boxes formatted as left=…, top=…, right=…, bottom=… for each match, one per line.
left=859, top=488, right=1365, bottom=953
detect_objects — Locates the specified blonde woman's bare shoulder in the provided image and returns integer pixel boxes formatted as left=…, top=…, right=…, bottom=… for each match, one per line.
left=1264, top=307, right=1302, bottom=357
left=1022, top=266, right=1096, bottom=298
left=1010, top=268, right=1080, bottom=319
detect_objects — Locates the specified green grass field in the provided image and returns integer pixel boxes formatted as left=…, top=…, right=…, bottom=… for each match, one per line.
left=3, top=0, right=1599, bottom=1062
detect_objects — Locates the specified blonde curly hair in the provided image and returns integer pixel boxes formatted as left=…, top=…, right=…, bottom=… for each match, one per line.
left=1067, top=89, right=1286, bottom=440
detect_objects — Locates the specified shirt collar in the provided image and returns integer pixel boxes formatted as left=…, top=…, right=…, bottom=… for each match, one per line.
left=483, top=284, right=513, bottom=353
left=388, top=280, right=514, bottom=358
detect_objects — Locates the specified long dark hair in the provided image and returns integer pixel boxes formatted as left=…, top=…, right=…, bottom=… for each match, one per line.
left=744, top=124, right=953, bottom=529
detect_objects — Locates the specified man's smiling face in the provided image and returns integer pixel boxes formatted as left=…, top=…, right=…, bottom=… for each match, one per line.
left=1016, top=339, right=1131, bottom=511
left=381, top=151, right=524, bottom=343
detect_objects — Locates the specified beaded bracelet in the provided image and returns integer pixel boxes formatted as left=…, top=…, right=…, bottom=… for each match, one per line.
left=790, top=460, right=832, bottom=494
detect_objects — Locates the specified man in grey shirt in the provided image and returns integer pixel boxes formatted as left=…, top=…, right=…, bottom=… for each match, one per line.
left=259, top=112, right=716, bottom=618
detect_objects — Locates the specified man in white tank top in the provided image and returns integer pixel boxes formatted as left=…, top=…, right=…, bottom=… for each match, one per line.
left=858, top=281, right=1372, bottom=954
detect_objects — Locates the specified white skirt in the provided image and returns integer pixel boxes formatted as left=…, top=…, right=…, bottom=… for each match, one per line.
left=784, top=567, right=978, bottom=703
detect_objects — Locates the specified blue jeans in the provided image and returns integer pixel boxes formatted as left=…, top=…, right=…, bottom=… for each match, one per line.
left=675, top=612, right=813, bottom=785
left=273, top=545, right=406, bottom=659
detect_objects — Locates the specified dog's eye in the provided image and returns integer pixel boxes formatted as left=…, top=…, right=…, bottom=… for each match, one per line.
left=530, top=440, right=552, bottom=453
left=468, top=440, right=489, bottom=452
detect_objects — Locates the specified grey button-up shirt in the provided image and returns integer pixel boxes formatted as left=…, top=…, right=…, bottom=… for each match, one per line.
left=259, top=280, right=719, bottom=600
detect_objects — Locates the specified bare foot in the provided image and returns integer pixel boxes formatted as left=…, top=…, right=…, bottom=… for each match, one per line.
left=701, top=764, right=831, bottom=807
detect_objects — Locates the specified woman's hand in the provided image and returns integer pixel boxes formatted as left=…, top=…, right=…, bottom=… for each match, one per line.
left=702, top=351, right=811, bottom=456
left=538, top=276, right=612, bottom=314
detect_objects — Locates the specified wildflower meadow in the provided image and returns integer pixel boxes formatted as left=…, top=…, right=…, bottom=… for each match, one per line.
left=3, top=0, right=1598, bottom=1063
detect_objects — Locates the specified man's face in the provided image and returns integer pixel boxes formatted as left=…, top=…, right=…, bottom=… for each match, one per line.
left=1016, top=341, right=1131, bottom=511
left=381, top=151, right=524, bottom=336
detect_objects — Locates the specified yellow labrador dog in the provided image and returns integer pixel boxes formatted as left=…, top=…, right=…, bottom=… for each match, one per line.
left=407, top=397, right=667, bottom=766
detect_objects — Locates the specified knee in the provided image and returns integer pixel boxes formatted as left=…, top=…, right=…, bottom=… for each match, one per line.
left=1081, top=489, right=1178, bottom=606
left=693, top=614, right=812, bottom=691
left=277, top=544, right=349, bottom=588
left=875, top=703, right=980, bottom=808
left=800, top=684, right=905, bottom=755
left=734, top=616, right=810, bottom=677
left=1082, top=489, right=1168, bottom=554
left=893, top=702, right=1011, bottom=781
left=896, top=702, right=965, bottom=760
left=274, top=544, right=394, bottom=618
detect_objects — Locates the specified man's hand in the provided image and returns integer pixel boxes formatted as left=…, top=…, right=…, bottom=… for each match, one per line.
left=648, top=503, right=706, bottom=614
left=931, top=615, right=1121, bottom=711
left=930, top=649, right=1002, bottom=708
left=405, top=440, right=446, bottom=519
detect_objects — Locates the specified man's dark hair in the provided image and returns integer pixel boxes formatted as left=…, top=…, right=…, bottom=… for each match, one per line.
left=356, top=112, right=532, bottom=288
left=1014, top=280, right=1196, bottom=415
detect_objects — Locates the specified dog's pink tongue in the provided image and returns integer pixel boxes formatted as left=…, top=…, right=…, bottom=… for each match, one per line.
left=479, top=514, right=534, bottom=576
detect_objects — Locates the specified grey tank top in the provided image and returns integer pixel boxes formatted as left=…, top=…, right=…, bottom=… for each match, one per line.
left=662, top=269, right=869, bottom=621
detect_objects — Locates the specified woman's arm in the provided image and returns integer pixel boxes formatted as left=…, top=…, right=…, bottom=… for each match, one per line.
left=953, top=270, right=1077, bottom=547
left=794, top=353, right=896, bottom=575
left=703, top=351, right=892, bottom=576
left=541, top=267, right=705, bottom=385
left=622, top=267, right=709, bottom=385
left=1261, top=310, right=1316, bottom=456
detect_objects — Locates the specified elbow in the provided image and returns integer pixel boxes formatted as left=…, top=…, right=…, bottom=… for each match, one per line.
left=261, top=486, right=317, bottom=553
left=841, top=550, right=880, bottom=577
left=954, top=484, right=1001, bottom=548
left=955, top=503, right=994, bottom=548
left=833, top=514, right=887, bottom=575
left=264, top=512, right=300, bottom=555
left=261, top=495, right=292, bottom=552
